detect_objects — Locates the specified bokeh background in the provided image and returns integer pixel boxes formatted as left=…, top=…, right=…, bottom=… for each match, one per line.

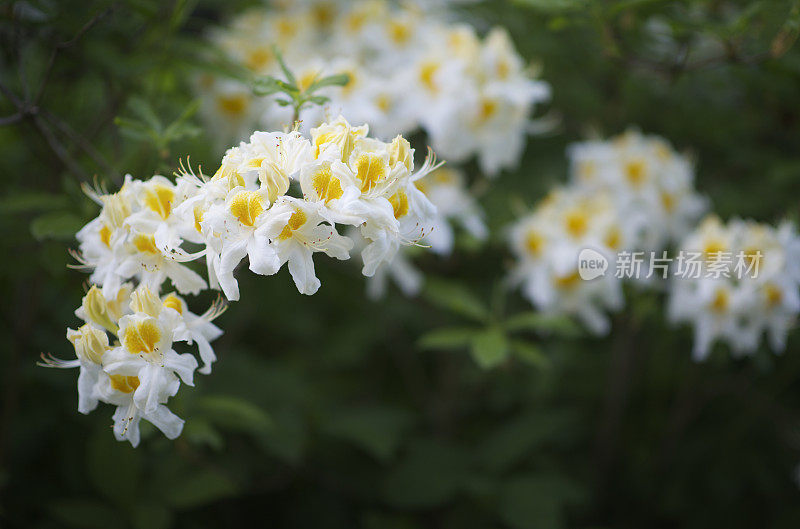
left=2, top=0, right=800, bottom=527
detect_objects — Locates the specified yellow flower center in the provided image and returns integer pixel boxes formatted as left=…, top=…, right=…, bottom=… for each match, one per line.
left=162, top=294, right=183, bottom=314
left=99, top=224, right=112, bottom=248
left=744, top=247, right=763, bottom=268
left=355, top=154, right=386, bottom=193
left=554, top=271, right=581, bottom=289
left=703, top=240, right=726, bottom=259
left=299, top=71, right=318, bottom=92
left=477, top=98, right=497, bottom=123
left=525, top=231, right=544, bottom=256
left=389, top=190, right=409, bottom=219
left=109, top=374, right=140, bottom=394
left=311, top=3, right=334, bottom=27
left=143, top=183, right=174, bottom=220
left=311, top=165, right=344, bottom=202
left=765, top=284, right=782, bottom=308
left=565, top=210, right=588, bottom=239
left=275, top=17, right=297, bottom=39
left=216, top=94, right=248, bottom=117
left=419, top=61, right=440, bottom=93
left=375, top=94, right=392, bottom=112
left=278, top=208, right=308, bottom=240
left=193, top=205, right=204, bottom=233
left=624, top=159, right=647, bottom=187
left=497, top=59, right=511, bottom=80
left=346, top=12, right=366, bottom=32
left=605, top=226, right=622, bottom=250
left=578, top=161, right=596, bottom=182
left=388, top=21, right=411, bottom=44
left=133, top=234, right=160, bottom=254
left=661, top=192, right=675, bottom=212
left=245, top=47, right=273, bottom=71
left=229, top=191, right=265, bottom=227
left=122, top=319, right=161, bottom=356
left=710, top=289, right=729, bottom=313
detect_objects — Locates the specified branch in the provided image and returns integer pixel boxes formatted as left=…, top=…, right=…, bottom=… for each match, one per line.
left=33, top=6, right=115, bottom=106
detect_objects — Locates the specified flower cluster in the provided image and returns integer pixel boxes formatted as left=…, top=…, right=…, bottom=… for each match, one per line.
left=509, top=129, right=706, bottom=334
left=199, top=0, right=550, bottom=176
left=45, top=116, right=439, bottom=445
left=668, top=216, right=800, bottom=360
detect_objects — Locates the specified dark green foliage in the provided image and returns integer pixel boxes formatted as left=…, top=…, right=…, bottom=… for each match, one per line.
left=2, top=0, right=800, bottom=528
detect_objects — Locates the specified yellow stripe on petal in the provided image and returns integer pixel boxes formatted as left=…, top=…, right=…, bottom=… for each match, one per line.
left=311, top=164, right=343, bottom=202
left=278, top=208, right=307, bottom=240
left=133, top=234, right=160, bottom=254
left=109, top=374, right=140, bottom=394
left=229, top=191, right=265, bottom=227
left=144, top=183, right=175, bottom=220
left=356, top=154, right=386, bottom=193
left=122, top=318, right=161, bottom=356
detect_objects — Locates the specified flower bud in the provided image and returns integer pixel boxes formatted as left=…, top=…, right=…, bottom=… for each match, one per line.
left=67, top=324, right=109, bottom=364
left=389, top=135, right=413, bottom=172
left=81, top=286, right=118, bottom=334
left=129, top=286, right=162, bottom=317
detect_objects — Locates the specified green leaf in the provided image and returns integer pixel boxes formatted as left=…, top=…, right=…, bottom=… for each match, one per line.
left=131, top=502, right=172, bottom=529
left=307, top=73, right=351, bottom=92
left=272, top=45, right=297, bottom=86
left=424, top=279, right=489, bottom=322
left=480, top=411, right=579, bottom=473
left=383, top=440, right=471, bottom=508
left=163, top=469, right=237, bottom=509
left=127, top=97, right=163, bottom=132
left=30, top=212, right=84, bottom=241
left=86, top=426, right=142, bottom=506
left=183, top=418, right=224, bottom=450
left=504, top=312, right=582, bottom=337
left=253, top=76, right=283, bottom=96
left=0, top=192, right=68, bottom=214
left=163, top=100, right=201, bottom=142
left=194, top=395, right=272, bottom=436
left=319, top=405, right=414, bottom=460
left=470, top=328, right=509, bottom=368
left=417, top=326, right=477, bottom=351
left=497, top=474, right=585, bottom=529
left=512, top=0, right=587, bottom=13
left=307, top=94, right=330, bottom=105
left=48, top=498, right=119, bottom=529
left=510, top=339, right=550, bottom=368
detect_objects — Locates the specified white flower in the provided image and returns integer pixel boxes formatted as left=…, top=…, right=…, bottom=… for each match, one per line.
left=258, top=197, right=353, bottom=295
left=96, top=372, right=184, bottom=448
left=103, top=306, right=197, bottom=415
left=162, top=292, right=226, bottom=375
left=202, top=187, right=281, bottom=300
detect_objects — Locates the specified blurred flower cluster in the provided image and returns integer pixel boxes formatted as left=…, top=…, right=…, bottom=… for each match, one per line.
left=198, top=0, right=550, bottom=176
left=509, top=129, right=800, bottom=357
left=45, top=116, right=439, bottom=445
left=669, top=216, right=800, bottom=360
left=510, top=130, right=706, bottom=333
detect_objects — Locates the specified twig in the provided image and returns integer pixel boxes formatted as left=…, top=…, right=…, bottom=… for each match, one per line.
left=32, top=115, right=89, bottom=181
left=33, top=6, right=115, bottom=106
left=41, top=108, right=117, bottom=177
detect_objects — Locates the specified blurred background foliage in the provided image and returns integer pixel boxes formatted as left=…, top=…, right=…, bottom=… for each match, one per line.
left=2, top=0, right=800, bottom=527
